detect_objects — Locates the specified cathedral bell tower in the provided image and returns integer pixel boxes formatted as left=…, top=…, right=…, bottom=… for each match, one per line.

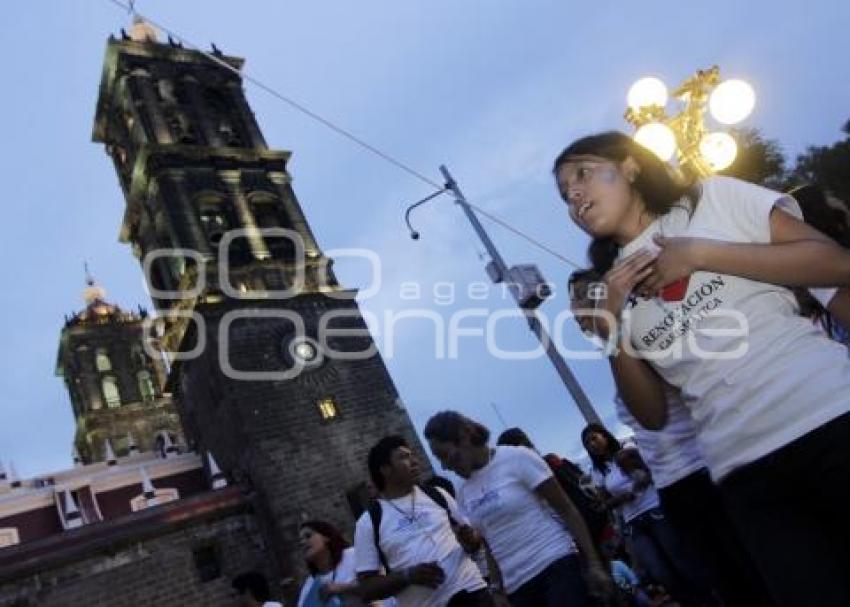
left=56, top=273, right=182, bottom=464
left=91, top=21, right=429, bottom=582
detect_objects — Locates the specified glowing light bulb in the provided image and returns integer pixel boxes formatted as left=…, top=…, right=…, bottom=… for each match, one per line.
left=699, top=132, right=738, bottom=171
left=627, top=77, right=669, bottom=110
left=709, top=79, right=755, bottom=125
left=634, top=122, right=677, bottom=161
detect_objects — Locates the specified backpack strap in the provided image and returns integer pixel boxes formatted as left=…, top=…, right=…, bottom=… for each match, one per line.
left=369, top=486, right=456, bottom=575
left=367, top=500, right=391, bottom=574
left=419, top=484, right=458, bottom=527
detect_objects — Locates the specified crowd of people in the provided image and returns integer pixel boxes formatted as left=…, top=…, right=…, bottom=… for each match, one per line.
left=229, top=131, right=850, bottom=607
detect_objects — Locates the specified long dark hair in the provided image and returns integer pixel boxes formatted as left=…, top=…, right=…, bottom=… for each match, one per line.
left=789, top=184, right=850, bottom=338
left=496, top=427, right=536, bottom=450
left=300, top=520, right=349, bottom=575
left=790, top=184, right=850, bottom=248
left=581, top=423, right=622, bottom=473
left=553, top=131, right=696, bottom=273
left=423, top=411, right=490, bottom=447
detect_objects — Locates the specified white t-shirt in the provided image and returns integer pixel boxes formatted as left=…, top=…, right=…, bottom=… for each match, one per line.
left=619, top=176, right=850, bottom=480
left=353, top=486, right=485, bottom=607
left=297, top=547, right=370, bottom=607
left=590, top=462, right=660, bottom=523
left=615, top=390, right=706, bottom=489
left=456, top=446, right=576, bottom=593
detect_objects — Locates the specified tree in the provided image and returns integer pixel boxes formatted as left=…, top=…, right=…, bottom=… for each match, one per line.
left=719, top=127, right=787, bottom=189
left=789, top=119, right=850, bottom=206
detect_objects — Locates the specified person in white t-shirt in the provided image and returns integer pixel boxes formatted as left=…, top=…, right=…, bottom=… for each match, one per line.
left=353, top=435, right=492, bottom=607
left=423, top=410, right=613, bottom=607
left=570, top=268, right=774, bottom=606
left=553, top=130, right=850, bottom=606
left=296, top=520, right=374, bottom=607
left=580, top=423, right=704, bottom=605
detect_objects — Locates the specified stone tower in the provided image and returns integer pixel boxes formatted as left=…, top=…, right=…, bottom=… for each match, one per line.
left=91, top=22, right=429, bottom=580
left=56, top=274, right=182, bottom=464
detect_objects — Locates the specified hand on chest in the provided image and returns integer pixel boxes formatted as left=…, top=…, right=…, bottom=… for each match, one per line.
left=628, top=272, right=733, bottom=353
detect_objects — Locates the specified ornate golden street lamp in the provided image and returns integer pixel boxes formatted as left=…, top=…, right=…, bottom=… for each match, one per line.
left=624, top=66, right=756, bottom=179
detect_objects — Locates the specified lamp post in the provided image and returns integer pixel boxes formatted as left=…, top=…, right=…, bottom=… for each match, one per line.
left=405, top=166, right=602, bottom=425
left=624, top=66, right=756, bottom=178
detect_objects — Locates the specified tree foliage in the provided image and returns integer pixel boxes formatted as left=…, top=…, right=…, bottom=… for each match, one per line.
left=789, top=120, right=850, bottom=204
left=720, top=127, right=787, bottom=189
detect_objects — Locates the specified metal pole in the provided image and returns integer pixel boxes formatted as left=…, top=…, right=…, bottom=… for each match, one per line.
left=439, top=165, right=602, bottom=425
left=490, top=402, right=509, bottom=430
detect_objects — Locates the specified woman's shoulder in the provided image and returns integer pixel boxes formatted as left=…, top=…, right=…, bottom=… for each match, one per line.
left=698, top=174, right=784, bottom=207
left=495, top=445, right=549, bottom=471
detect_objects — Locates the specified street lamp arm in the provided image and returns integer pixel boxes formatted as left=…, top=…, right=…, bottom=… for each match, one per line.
left=403, top=187, right=449, bottom=240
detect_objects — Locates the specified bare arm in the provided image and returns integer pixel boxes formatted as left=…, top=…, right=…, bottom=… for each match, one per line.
left=587, top=249, right=669, bottom=430
left=629, top=468, right=652, bottom=492
left=535, top=477, right=603, bottom=568
left=483, top=541, right=505, bottom=594
left=645, top=208, right=850, bottom=293
left=320, top=580, right=380, bottom=606
left=355, top=571, right=410, bottom=601
left=610, top=347, right=668, bottom=430
left=356, top=563, right=444, bottom=601
left=535, top=478, right=613, bottom=599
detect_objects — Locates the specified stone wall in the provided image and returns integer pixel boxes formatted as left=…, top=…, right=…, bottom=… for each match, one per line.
left=0, top=489, right=277, bottom=607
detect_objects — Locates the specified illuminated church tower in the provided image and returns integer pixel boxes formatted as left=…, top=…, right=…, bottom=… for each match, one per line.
left=91, top=20, right=428, bottom=579
left=56, top=273, right=182, bottom=464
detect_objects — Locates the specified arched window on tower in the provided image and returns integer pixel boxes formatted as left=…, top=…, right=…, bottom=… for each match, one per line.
left=95, top=348, right=112, bottom=372
left=138, top=370, right=156, bottom=402
left=252, top=201, right=281, bottom=229
left=249, top=193, right=294, bottom=259
left=102, top=376, right=121, bottom=408
left=196, top=193, right=230, bottom=249
left=204, top=87, right=244, bottom=147
left=131, top=343, right=147, bottom=368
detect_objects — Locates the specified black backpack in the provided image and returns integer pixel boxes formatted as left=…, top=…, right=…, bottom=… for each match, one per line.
left=367, top=484, right=456, bottom=573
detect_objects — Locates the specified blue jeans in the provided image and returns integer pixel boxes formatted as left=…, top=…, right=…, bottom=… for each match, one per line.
left=625, top=507, right=715, bottom=606
left=507, top=554, right=590, bottom=607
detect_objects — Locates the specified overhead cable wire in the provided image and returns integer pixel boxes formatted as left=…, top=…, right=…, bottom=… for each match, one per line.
left=105, top=0, right=584, bottom=270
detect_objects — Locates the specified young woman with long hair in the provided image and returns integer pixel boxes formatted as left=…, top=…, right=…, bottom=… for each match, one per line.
left=297, top=520, right=373, bottom=607
left=579, top=423, right=708, bottom=605
left=571, top=269, right=774, bottom=606
left=424, top=410, right=613, bottom=607
left=553, top=131, right=850, bottom=606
